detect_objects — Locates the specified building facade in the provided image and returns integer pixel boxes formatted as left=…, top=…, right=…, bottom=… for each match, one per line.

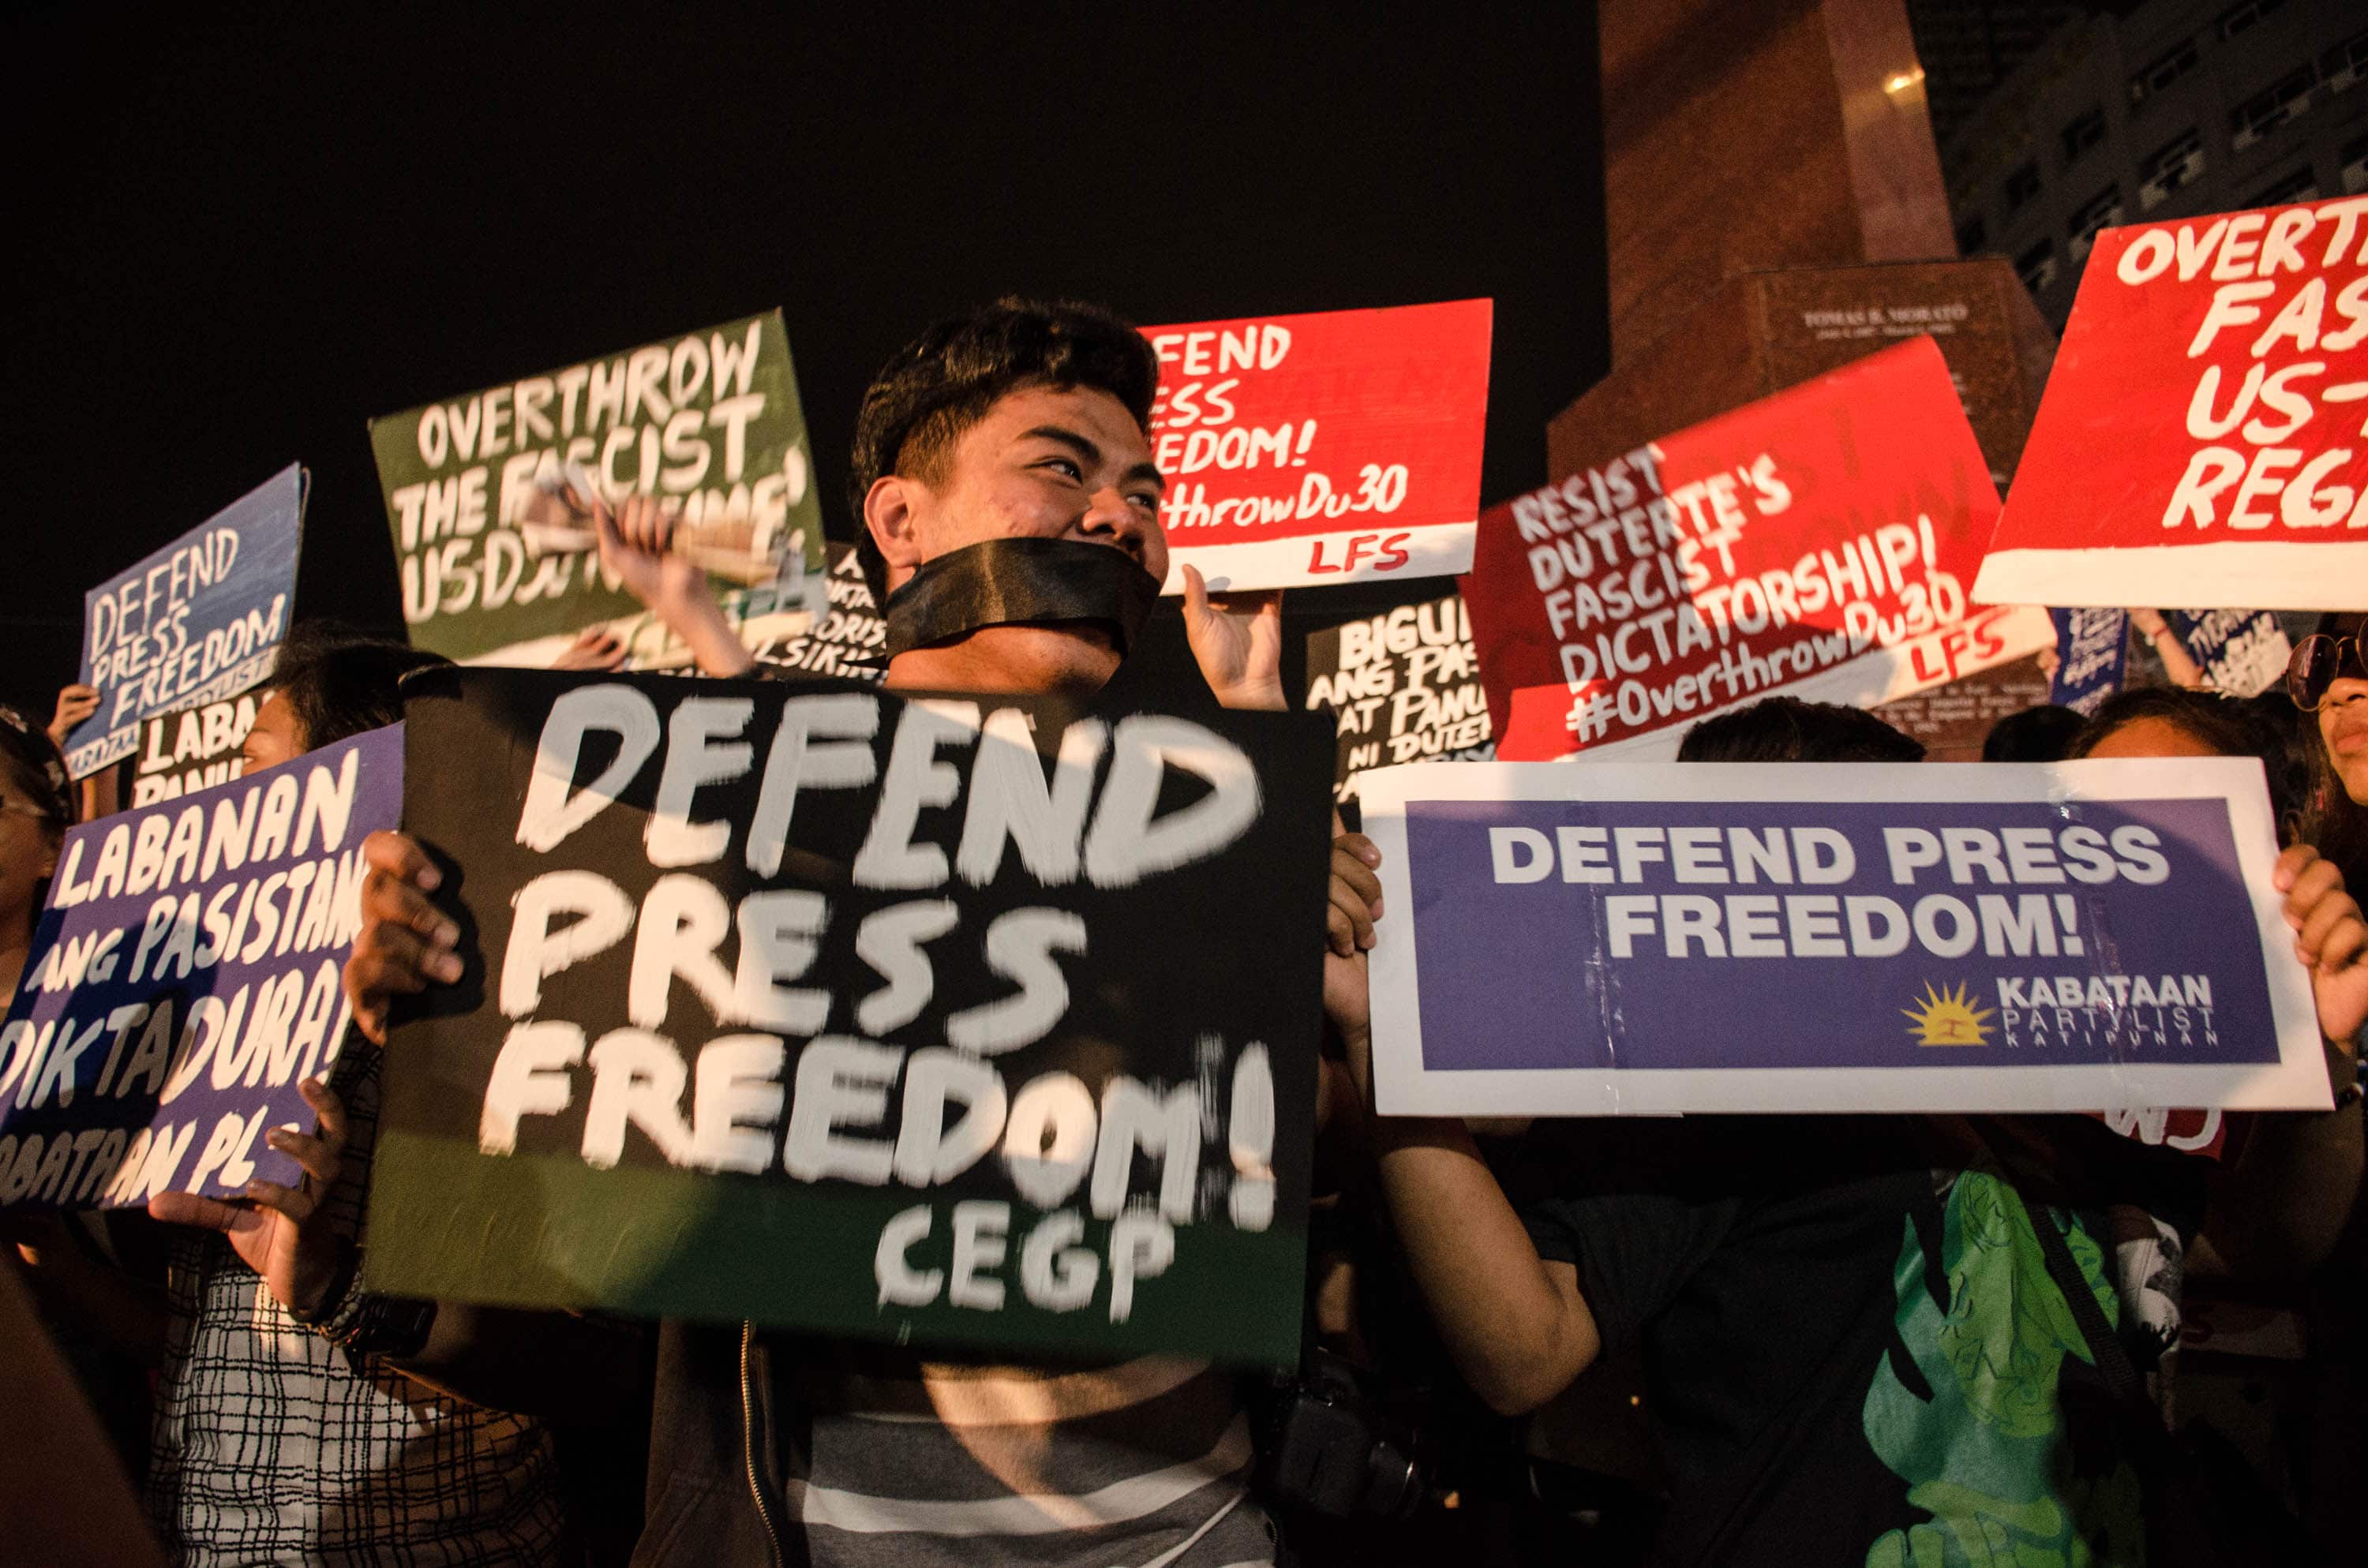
left=1906, top=0, right=2087, bottom=144
left=1935, top=0, right=2367, bottom=326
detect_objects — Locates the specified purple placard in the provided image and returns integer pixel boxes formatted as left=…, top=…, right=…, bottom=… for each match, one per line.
left=1403, top=795, right=2276, bottom=1076
left=0, top=724, right=403, bottom=1209
left=2048, top=608, right=2127, bottom=717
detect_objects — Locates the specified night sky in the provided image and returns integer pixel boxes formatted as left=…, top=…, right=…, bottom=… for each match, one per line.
left=4, top=4, right=1608, bottom=720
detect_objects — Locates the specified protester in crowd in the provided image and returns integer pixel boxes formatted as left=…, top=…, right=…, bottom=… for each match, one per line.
left=2066, top=687, right=2367, bottom=1285
left=1980, top=702, right=2084, bottom=762
left=49, top=679, right=122, bottom=822
left=1334, top=694, right=2366, bottom=1567
left=1, top=700, right=166, bottom=1469
left=2034, top=609, right=2203, bottom=694
left=0, top=702, right=78, bottom=1001
left=2291, top=611, right=2368, bottom=884
left=339, top=298, right=1361, bottom=1568
left=118, top=623, right=574, bottom=1568
left=2069, top=680, right=2368, bottom=1559
left=2066, top=684, right=2303, bottom=825
left=2128, top=608, right=2206, bottom=689
left=2237, top=687, right=2322, bottom=851
left=45, top=683, right=100, bottom=752
left=2283, top=606, right=2368, bottom=1568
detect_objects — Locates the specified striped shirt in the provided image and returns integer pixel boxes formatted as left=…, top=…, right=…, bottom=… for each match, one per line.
left=773, top=1346, right=1275, bottom=1567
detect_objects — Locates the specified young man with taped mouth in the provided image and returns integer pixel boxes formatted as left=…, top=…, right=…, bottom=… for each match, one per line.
left=1337, top=696, right=2366, bottom=1568
left=334, top=298, right=1379, bottom=1568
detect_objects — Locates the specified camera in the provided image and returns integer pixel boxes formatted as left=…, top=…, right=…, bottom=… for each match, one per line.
left=1253, top=1347, right=1428, bottom=1520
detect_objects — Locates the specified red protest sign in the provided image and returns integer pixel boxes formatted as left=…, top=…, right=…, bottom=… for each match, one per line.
left=1467, top=336, right=2053, bottom=761
left=1974, top=197, right=2368, bottom=610
left=1145, top=299, right=1491, bottom=592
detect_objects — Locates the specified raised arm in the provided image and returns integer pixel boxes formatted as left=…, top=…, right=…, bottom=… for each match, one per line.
left=335, top=830, right=650, bottom=1418
left=1180, top=565, right=1284, bottom=712
left=2206, top=844, right=2366, bottom=1283
left=1328, top=834, right=1602, bottom=1414
left=594, top=492, right=756, bottom=678
left=2129, top=609, right=2207, bottom=689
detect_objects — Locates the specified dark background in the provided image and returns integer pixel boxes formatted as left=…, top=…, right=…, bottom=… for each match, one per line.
left=2, top=3, right=1609, bottom=722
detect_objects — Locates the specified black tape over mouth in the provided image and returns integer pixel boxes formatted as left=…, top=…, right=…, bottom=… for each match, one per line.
left=880, top=537, right=1163, bottom=661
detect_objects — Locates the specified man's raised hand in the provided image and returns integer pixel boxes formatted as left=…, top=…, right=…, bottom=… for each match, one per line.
left=1180, top=564, right=1285, bottom=712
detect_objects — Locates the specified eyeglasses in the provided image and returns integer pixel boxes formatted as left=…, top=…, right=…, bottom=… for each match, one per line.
left=2287, top=614, right=2368, bottom=713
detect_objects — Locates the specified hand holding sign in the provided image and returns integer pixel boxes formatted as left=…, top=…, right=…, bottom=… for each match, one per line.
left=1324, top=833, right=1383, bottom=1104
left=147, top=1075, right=350, bottom=1315
left=1326, top=832, right=1384, bottom=960
left=369, top=310, right=824, bottom=667
left=590, top=492, right=758, bottom=679
left=362, top=667, right=1332, bottom=1363
left=47, top=687, right=99, bottom=750
left=2277, top=844, right=2368, bottom=1050
left=343, top=829, right=460, bottom=1045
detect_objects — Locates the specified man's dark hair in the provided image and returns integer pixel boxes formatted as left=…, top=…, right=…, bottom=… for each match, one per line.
left=846, top=298, right=1161, bottom=605
left=2067, top=686, right=2303, bottom=841
left=1677, top=697, right=1926, bottom=764
left=1981, top=704, right=2085, bottom=763
left=264, top=622, right=450, bottom=751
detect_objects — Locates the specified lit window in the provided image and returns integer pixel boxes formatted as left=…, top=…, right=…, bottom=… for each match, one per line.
left=2323, top=29, right=2368, bottom=93
left=2129, top=38, right=2199, bottom=110
left=2015, top=239, right=2059, bottom=295
left=2216, top=0, right=2289, bottom=43
left=2061, top=106, right=2108, bottom=164
left=2247, top=167, right=2321, bottom=209
left=2005, top=161, right=2044, bottom=211
left=2138, top=129, right=2205, bottom=210
left=2067, top=185, right=2126, bottom=258
left=2229, top=65, right=2317, bottom=148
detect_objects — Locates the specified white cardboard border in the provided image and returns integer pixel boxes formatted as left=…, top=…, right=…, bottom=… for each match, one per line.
left=1973, top=542, right=2368, bottom=612
left=1358, top=758, right=2329, bottom=1117
left=1162, top=521, right=1474, bottom=594
left=1512, top=604, right=2057, bottom=765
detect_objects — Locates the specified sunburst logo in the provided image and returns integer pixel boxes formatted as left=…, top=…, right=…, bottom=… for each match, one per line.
left=1902, top=981, right=1993, bottom=1046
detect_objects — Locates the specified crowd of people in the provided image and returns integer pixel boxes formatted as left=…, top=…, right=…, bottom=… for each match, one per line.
left=5, top=298, right=2366, bottom=1568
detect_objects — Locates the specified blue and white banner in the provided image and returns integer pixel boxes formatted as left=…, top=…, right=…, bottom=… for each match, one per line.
left=1359, top=759, right=2327, bottom=1117
left=0, top=725, right=402, bottom=1209
left=2168, top=609, right=2291, bottom=698
left=63, top=464, right=305, bottom=778
left=2048, top=608, right=2127, bottom=717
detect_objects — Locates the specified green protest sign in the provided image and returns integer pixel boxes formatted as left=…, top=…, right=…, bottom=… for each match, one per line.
left=366, top=667, right=1332, bottom=1366
left=369, top=310, right=825, bottom=666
